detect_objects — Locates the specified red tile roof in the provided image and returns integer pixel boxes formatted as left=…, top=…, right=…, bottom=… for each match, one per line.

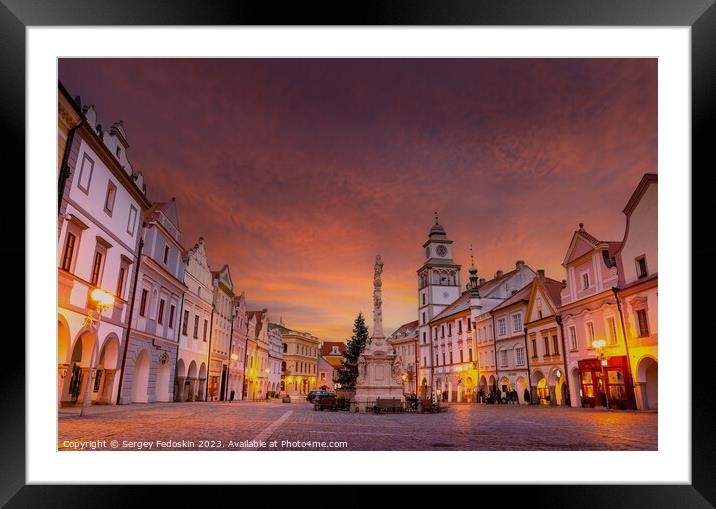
left=320, top=341, right=346, bottom=356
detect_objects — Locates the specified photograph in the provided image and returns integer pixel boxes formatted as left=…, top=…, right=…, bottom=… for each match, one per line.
left=56, top=57, right=658, bottom=452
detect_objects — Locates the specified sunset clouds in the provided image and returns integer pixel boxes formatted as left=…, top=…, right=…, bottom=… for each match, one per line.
left=59, top=58, right=657, bottom=340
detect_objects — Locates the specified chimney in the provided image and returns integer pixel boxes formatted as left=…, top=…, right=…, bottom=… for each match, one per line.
left=496, top=270, right=503, bottom=278
left=516, top=260, right=525, bottom=269
left=537, top=269, right=545, bottom=278
left=561, top=279, right=567, bottom=289
left=479, top=278, right=486, bottom=285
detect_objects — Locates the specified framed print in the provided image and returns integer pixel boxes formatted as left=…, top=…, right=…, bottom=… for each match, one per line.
left=4, top=0, right=714, bottom=504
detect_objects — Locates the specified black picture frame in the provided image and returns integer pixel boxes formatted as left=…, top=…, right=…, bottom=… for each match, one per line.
left=3, top=0, right=712, bottom=504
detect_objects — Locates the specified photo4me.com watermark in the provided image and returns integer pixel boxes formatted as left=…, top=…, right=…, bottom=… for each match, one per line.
left=59, top=439, right=349, bottom=450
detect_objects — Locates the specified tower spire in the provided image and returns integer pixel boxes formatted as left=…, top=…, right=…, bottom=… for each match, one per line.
left=468, top=244, right=479, bottom=296
left=434, top=211, right=439, bottom=224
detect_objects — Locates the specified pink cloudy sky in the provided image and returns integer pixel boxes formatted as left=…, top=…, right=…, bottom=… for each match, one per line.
left=59, top=58, right=657, bottom=341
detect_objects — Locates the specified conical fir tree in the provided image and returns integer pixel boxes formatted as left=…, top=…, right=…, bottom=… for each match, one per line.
left=336, top=312, right=370, bottom=389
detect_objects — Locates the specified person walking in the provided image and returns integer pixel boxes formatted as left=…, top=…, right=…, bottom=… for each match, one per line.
left=229, top=389, right=235, bottom=403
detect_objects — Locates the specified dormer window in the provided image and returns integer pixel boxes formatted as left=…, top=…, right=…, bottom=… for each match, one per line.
left=582, top=272, right=590, bottom=289
left=636, top=256, right=648, bottom=279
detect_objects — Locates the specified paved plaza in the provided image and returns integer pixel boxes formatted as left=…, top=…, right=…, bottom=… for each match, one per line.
left=58, top=400, right=657, bottom=451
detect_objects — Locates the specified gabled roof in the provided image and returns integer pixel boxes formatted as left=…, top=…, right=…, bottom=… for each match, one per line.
left=389, top=320, right=419, bottom=339
left=525, top=277, right=564, bottom=321
left=623, top=173, right=658, bottom=216
left=247, top=309, right=268, bottom=336
left=320, top=341, right=346, bottom=356
left=491, top=282, right=532, bottom=312
left=477, top=267, right=520, bottom=297
left=145, top=197, right=180, bottom=231
left=431, top=291, right=470, bottom=322
left=562, top=226, right=619, bottom=267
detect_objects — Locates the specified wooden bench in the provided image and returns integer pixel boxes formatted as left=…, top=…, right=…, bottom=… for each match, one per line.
left=314, top=396, right=338, bottom=411
left=374, top=398, right=404, bottom=414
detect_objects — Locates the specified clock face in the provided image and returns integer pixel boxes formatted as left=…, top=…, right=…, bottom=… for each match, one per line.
left=442, top=291, right=450, bottom=298
left=436, top=245, right=448, bottom=257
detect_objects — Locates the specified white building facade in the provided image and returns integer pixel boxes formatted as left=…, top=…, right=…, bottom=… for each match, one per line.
left=175, top=237, right=213, bottom=402
left=58, top=87, right=151, bottom=408
left=267, top=321, right=284, bottom=398
left=119, top=199, right=187, bottom=404
left=209, top=265, right=234, bottom=401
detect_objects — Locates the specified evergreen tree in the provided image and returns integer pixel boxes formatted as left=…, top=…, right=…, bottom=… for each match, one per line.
left=336, top=312, right=370, bottom=389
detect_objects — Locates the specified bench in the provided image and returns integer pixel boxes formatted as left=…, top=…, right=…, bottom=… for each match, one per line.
left=314, top=396, right=338, bottom=411
left=373, top=398, right=404, bottom=414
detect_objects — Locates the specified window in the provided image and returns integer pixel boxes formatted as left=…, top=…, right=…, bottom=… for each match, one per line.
left=169, top=304, right=175, bottom=328
left=449, top=351, right=453, bottom=364
left=422, top=332, right=426, bottom=344
left=442, top=353, right=446, bottom=365
left=606, top=317, right=618, bottom=345
left=459, top=350, right=464, bottom=363
left=116, top=266, right=127, bottom=298
left=636, top=310, right=650, bottom=337
left=543, top=336, right=550, bottom=356
left=458, top=320, right=462, bottom=334
left=422, top=294, right=426, bottom=305
left=469, top=348, right=473, bottom=361
left=61, top=232, right=76, bottom=271
left=512, top=314, right=522, bottom=332
left=116, top=146, right=122, bottom=158
left=193, top=315, right=199, bottom=338
left=531, top=337, right=538, bottom=357
left=182, top=310, right=189, bottom=335
left=582, top=272, right=590, bottom=289
left=500, top=350, right=508, bottom=367
left=77, top=153, right=94, bottom=194
left=157, top=299, right=165, bottom=324
left=552, top=335, right=559, bottom=355
left=467, top=319, right=472, bottom=331
left=586, top=322, right=595, bottom=345
left=127, top=205, right=138, bottom=236
left=516, top=347, right=525, bottom=366
left=104, top=181, right=117, bottom=215
left=163, top=245, right=169, bottom=264
left=139, top=289, right=148, bottom=317
left=497, top=318, right=506, bottom=337
left=636, top=256, right=648, bottom=278
left=90, top=251, right=104, bottom=285
left=422, top=312, right=426, bottom=324
left=423, top=356, right=426, bottom=367
left=283, top=343, right=288, bottom=353
left=441, top=325, right=445, bottom=338
left=203, top=319, right=208, bottom=341
left=569, top=326, right=578, bottom=351
left=448, top=323, right=452, bottom=336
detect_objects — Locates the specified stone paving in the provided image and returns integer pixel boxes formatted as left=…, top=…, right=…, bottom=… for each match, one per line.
left=58, top=400, right=657, bottom=451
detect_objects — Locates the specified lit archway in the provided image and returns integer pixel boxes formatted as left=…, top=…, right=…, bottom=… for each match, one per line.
left=637, top=357, right=658, bottom=410
left=131, top=350, right=150, bottom=403
left=155, top=353, right=172, bottom=402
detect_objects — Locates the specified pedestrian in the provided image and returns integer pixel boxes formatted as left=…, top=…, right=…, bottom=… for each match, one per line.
left=229, top=389, right=235, bottom=402
left=524, top=388, right=531, bottom=404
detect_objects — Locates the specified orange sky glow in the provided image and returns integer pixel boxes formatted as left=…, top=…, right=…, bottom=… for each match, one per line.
left=59, top=58, right=657, bottom=341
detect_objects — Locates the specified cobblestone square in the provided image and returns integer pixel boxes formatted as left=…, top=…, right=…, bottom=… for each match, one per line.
left=58, top=400, right=657, bottom=451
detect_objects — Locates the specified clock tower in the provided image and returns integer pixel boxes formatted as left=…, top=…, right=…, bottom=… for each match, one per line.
left=416, top=214, right=462, bottom=398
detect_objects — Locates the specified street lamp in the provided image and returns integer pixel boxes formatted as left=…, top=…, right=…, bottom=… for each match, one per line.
left=80, top=288, right=115, bottom=417
left=591, top=339, right=609, bottom=409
